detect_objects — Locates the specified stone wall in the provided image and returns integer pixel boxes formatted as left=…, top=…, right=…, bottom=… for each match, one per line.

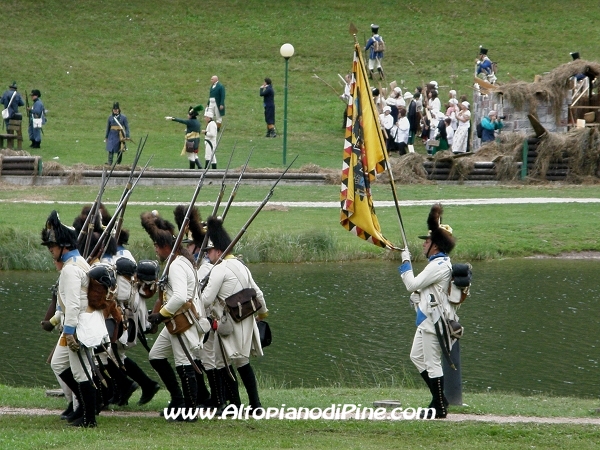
left=471, top=88, right=572, bottom=151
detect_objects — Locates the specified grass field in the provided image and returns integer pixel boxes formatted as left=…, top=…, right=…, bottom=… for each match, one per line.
left=4, top=1, right=600, bottom=170
left=1, top=384, right=600, bottom=449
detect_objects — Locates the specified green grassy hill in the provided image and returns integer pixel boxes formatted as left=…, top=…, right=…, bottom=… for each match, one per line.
left=4, top=1, right=599, bottom=169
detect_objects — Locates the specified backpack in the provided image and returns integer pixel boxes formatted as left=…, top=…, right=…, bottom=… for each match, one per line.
left=373, top=37, right=385, bottom=53
left=448, top=263, right=472, bottom=306
left=476, top=121, right=483, bottom=139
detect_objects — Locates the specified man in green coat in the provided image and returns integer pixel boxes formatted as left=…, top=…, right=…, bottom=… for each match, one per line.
left=206, top=75, right=225, bottom=129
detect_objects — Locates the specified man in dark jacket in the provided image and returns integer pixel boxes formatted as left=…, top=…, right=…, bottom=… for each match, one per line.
left=1, top=81, right=24, bottom=128
left=260, top=78, right=276, bottom=137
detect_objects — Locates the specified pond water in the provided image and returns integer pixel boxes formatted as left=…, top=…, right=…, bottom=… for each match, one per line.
left=1, top=259, right=599, bottom=398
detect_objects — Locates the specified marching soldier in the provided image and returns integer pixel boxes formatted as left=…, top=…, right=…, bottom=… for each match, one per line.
left=398, top=204, right=456, bottom=419
left=200, top=216, right=268, bottom=413
left=141, top=210, right=210, bottom=419
left=104, top=102, right=130, bottom=165
left=42, top=210, right=108, bottom=428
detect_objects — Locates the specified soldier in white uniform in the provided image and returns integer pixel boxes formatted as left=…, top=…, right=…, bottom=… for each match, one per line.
left=42, top=210, right=107, bottom=428
left=201, top=216, right=268, bottom=413
left=142, top=210, right=210, bottom=418
left=398, top=204, right=455, bottom=419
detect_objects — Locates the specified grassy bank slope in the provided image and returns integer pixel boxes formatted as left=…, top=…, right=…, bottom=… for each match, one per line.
left=4, top=1, right=600, bottom=169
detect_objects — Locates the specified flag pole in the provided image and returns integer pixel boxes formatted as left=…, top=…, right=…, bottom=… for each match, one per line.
left=351, top=26, right=408, bottom=250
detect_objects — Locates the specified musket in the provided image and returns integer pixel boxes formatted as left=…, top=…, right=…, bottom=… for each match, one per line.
left=82, top=168, right=107, bottom=259
left=195, top=143, right=236, bottom=261
left=312, top=74, right=345, bottom=103
left=87, top=156, right=153, bottom=262
left=220, top=147, right=254, bottom=221
left=199, top=155, right=298, bottom=291
left=25, top=93, right=30, bottom=125
left=42, top=279, right=59, bottom=322
left=113, top=134, right=148, bottom=242
left=77, top=155, right=120, bottom=251
left=157, top=142, right=219, bottom=289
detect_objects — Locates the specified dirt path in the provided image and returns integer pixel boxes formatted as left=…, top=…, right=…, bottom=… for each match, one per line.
left=2, top=407, right=600, bottom=424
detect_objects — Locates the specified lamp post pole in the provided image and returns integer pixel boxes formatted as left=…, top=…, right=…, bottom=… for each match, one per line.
left=280, top=43, right=294, bottom=165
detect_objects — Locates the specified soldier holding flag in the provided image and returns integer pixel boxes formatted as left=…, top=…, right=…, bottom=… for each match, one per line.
left=398, top=204, right=455, bottom=419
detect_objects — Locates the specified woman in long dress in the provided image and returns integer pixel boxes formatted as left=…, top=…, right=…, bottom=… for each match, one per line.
left=452, top=101, right=471, bottom=154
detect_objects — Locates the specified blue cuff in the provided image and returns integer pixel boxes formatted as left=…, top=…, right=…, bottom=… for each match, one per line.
left=63, top=325, right=76, bottom=335
left=399, top=262, right=412, bottom=274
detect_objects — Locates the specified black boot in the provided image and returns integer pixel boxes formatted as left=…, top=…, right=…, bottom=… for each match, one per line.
left=220, top=366, right=241, bottom=407
left=205, top=160, right=210, bottom=169
left=205, top=369, right=226, bottom=414
left=265, top=129, right=271, bottom=138
left=377, top=67, right=385, bottom=80
left=189, top=161, right=195, bottom=169
left=34, top=140, right=41, bottom=148
left=107, top=153, right=113, bottom=165
left=58, top=369, right=82, bottom=421
left=211, top=163, right=217, bottom=170
left=150, top=358, right=185, bottom=414
left=420, top=370, right=434, bottom=408
left=60, top=402, right=74, bottom=420
left=237, top=363, right=262, bottom=411
left=29, top=140, right=34, bottom=148
left=194, top=361, right=211, bottom=407
left=70, top=381, right=97, bottom=428
left=429, top=376, right=448, bottom=419
left=195, top=159, right=202, bottom=169
left=123, top=357, right=160, bottom=405
left=106, top=359, right=139, bottom=406
left=116, top=151, right=123, bottom=164
left=176, top=365, right=199, bottom=421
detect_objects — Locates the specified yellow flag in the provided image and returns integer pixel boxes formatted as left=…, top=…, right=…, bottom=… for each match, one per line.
left=340, top=43, right=395, bottom=249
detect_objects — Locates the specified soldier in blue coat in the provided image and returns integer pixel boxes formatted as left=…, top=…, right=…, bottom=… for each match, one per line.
left=259, top=77, right=276, bottom=137
left=104, top=102, right=130, bottom=165
left=364, top=24, right=385, bottom=79
left=28, top=89, right=46, bottom=148
left=1, top=81, right=24, bottom=128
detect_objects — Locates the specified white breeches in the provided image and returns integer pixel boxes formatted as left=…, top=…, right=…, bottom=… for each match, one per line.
left=410, top=326, right=443, bottom=378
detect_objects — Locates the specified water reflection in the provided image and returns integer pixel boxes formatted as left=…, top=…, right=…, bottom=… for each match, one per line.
left=1, top=259, right=599, bottom=398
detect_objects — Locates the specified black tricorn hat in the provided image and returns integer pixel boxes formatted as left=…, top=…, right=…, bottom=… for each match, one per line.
left=9, top=81, right=17, bottom=89
left=570, top=52, right=580, bottom=60
left=206, top=216, right=231, bottom=252
left=174, top=205, right=205, bottom=246
left=141, top=211, right=175, bottom=248
left=41, top=210, right=78, bottom=248
left=418, top=203, right=456, bottom=254
left=30, top=89, right=41, bottom=97
left=479, top=46, right=488, bottom=55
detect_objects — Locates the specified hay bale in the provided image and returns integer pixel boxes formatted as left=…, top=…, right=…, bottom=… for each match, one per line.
left=377, top=152, right=431, bottom=184
left=492, top=59, right=600, bottom=122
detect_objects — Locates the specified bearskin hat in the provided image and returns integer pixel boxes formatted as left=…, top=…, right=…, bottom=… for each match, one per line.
left=72, top=203, right=111, bottom=235
left=206, top=215, right=231, bottom=252
left=418, top=203, right=456, bottom=254
left=140, top=211, right=175, bottom=248
left=41, top=210, right=77, bottom=248
left=118, top=228, right=130, bottom=246
left=173, top=205, right=205, bottom=246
